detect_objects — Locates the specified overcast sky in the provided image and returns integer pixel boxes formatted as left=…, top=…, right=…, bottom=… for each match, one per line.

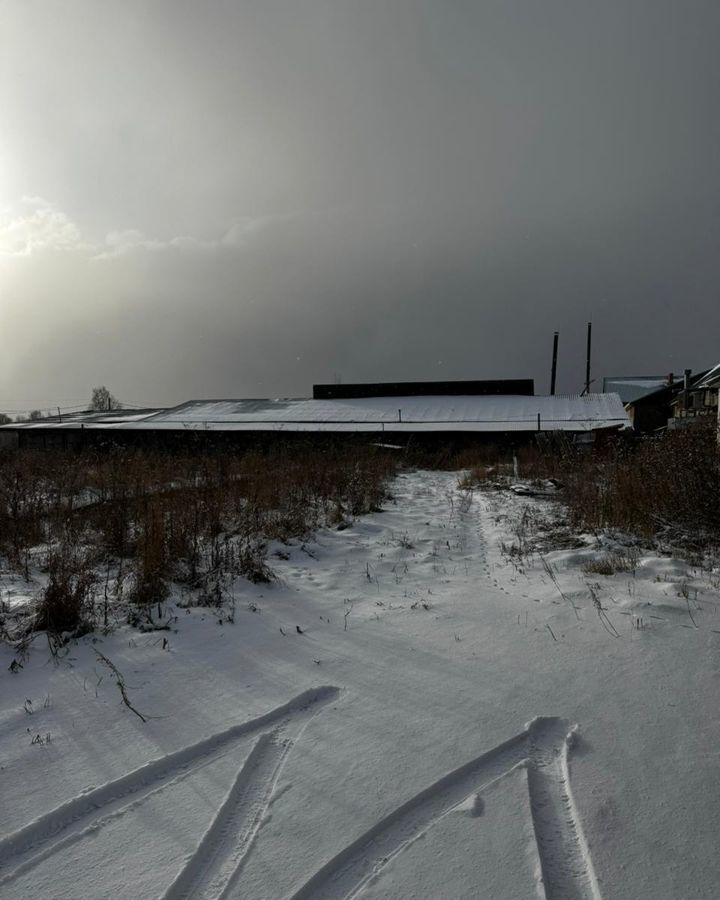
left=1, top=1, right=719, bottom=413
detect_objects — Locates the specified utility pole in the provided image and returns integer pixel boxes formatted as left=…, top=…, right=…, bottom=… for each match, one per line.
left=550, top=332, right=559, bottom=395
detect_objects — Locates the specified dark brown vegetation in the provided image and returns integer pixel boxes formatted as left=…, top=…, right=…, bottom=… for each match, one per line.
left=5, top=424, right=718, bottom=640
left=555, top=423, right=720, bottom=548
left=0, top=442, right=396, bottom=637
left=464, top=423, right=720, bottom=551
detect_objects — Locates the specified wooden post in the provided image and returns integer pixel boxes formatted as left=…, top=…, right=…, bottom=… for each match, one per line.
left=550, top=332, right=559, bottom=395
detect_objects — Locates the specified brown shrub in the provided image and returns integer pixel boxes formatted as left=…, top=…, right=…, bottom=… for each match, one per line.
left=35, top=546, right=97, bottom=635
left=1, top=441, right=398, bottom=629
left=561, top=423, right=720, bottom=545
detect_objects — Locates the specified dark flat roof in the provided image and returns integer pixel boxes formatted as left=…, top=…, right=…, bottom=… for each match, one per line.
left=313, top=379, right=534, bottom=400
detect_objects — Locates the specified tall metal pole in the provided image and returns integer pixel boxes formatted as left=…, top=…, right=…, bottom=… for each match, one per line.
left=584, top=321, right=592, bottom=395
left=550, top=332, right=559, bottom=395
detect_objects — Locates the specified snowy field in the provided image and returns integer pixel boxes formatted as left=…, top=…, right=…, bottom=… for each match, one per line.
left=2, top=469, right=720, bottom=899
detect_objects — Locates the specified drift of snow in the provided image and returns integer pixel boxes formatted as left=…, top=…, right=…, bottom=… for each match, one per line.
left=1, top=469, right=719, bottom=899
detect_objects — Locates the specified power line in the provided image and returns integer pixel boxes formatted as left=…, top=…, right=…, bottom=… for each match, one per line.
left=0, top=398, right=90, bottom=404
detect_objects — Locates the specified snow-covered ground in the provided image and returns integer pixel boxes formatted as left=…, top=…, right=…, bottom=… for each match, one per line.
left=1, top=469, right=719, bottom=899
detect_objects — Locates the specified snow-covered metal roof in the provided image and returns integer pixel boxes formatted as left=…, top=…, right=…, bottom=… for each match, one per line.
left=1, top=394, right=629, bottom=434
left=122, top=393, right=629, bottom=433
left=0, top=408, right=165, bottom=430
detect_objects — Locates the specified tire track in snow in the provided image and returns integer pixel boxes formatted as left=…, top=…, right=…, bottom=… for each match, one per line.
left=527, top=718, right=602, bottom=900
left=0, top=686, right=338, bottom=888
left=288, top=717, right=601, bottom=900
left=287, top=729, right=529, bottom=900
left=161, top=730, right=292, bottom=900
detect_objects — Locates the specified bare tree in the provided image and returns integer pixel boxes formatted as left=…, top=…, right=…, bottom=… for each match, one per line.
left=29, top=409, right=45, bottom=420
left=90, top=386, right=122, bottom=411
left=0, top=413, right=12, bottom=425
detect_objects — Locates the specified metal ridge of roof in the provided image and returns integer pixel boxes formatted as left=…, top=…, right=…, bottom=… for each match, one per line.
left=696, top=363, right=720, bottom=389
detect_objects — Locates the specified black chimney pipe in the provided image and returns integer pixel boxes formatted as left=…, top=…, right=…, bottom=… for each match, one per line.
left=584, top=322, right=592, bottom=394
left=550, top=332, right=559, bottom=395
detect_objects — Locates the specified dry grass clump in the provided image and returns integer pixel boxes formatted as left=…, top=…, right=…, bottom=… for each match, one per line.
left=34, top=545, right=98, bottom=635
left=0, top=442, right=397, bottom=636
left=561, top=423, right=720, bottom=547
left=457, top=441, right=568, bottom=490
left=582, top=549, right=639, bottom=576
left=457, top=422, right=720, bottom=553
left=0, top=450, right=50, bottom=575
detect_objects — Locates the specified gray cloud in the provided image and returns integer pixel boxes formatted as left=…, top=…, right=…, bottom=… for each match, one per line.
left=1, top=1, right=719, bottom=412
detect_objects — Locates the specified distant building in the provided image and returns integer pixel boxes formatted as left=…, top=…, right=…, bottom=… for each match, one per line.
left=623, top=386, right=674, bottom=433
left=602, top=376, right=670, bottom=405
left=313, top=379, right=535, bottom=400
left=669, top=366, right=720, bottom=431
left=604, top=369, right=720, bottom=435
left=0, top=382, right=629, bottom=449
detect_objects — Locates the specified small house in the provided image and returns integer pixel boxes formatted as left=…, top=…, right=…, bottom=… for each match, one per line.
left=669, top=368, right=718, bottom=429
